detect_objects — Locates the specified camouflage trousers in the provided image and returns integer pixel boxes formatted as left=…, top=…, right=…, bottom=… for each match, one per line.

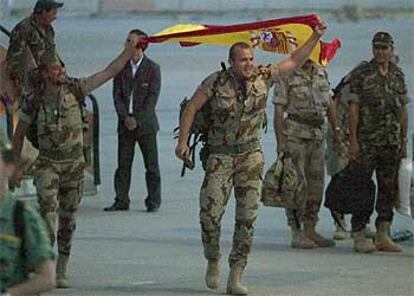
left=351, top=144, right=401, bottom=231
left=33, top=157, right=84, bottom=256
left=200, top=150, right=263, bottom=267
left=284, top=136, right=325, bottom=228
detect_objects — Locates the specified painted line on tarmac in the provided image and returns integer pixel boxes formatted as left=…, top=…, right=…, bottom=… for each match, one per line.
left=131, top=281, right=157, bottom=286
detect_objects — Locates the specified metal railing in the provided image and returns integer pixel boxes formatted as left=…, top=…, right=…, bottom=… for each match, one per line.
left=87, top=94, right=101, bottom=186
left=0, top=94, right=13, bottom=140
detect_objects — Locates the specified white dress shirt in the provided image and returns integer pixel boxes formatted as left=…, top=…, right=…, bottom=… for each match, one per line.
left=128, top=56, right=144, bottom=114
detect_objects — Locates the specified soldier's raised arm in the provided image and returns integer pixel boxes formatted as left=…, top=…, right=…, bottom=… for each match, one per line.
left=80, top=39, right=136, bottom=95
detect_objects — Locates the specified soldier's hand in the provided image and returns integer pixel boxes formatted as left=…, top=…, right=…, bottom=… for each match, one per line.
left=314, top=16, right=327, bottom=37
left=175, top=142, right=190, bottom=161
left=9, top=167, right=23, bottom=189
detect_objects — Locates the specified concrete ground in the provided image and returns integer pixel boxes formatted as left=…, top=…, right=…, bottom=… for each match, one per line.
left=46, top=181, right=413, bottom=296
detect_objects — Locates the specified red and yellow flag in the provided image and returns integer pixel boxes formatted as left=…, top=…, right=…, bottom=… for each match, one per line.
left=146, top=14, right=340, bottom=66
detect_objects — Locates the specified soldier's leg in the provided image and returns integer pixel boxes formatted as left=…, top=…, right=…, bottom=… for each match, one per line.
left=374, top=145, right=402, bottom=252
left=375, top=146, right=400, bottom=225
left=55, top=163, right=84, bottom=288
left=200, top=154, right=233, bottom=289
left=284, top=138, right=307, bottom=227
left=200, top=154, right=233, bottom=261
left=113, top=130, right=136, bottom=207
left=303, top=141, right=335, bottom=247
left=33, top=160, right=59, bottom=246
left=137, top=132, right=161, bottom=210
left=230, top=150, right=263, bottom=265
left=57, top=178, right=83, bottom=256
left=226, top=150, right=263, bottom=295
left=284, top=138, right=316, bottom=248
left=350, top=153, right=377, bottom=253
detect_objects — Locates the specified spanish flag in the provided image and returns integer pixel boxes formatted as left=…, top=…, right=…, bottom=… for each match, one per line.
left=146, top=14, right=340, bottom=66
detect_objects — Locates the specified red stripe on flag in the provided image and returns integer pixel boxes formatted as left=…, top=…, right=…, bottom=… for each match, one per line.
left=146, top=14, right=318, bottom=43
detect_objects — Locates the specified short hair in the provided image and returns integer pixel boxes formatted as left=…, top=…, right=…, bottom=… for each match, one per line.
left=129, top=29, right=148, bottom=52
left=228, top=42, right=251, bottom=62
left=129, top=29, right=147, bottom=38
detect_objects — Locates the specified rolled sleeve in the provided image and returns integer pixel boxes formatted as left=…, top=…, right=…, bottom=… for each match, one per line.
left=348, top=75, right=362, bottom=104
left=399, top=94, right=410, bottom=106
left=269, top=63, right=280, bottom=82
left=272, top=78, right=288, bottom=106
left=197, top=72, right=219, bottom=98
left=398, top=79, right=410, bottom=106
left=77, top=78, right=91, bottom=97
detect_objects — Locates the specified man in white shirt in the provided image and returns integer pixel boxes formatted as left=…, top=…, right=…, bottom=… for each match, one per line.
left=104, top=29, right=162, bottom=212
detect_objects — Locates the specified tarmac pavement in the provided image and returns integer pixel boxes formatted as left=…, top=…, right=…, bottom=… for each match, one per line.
left=46, top=169, right=413, bottom=296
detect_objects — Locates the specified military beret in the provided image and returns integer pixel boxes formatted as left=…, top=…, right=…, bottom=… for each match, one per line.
left=39, top=49, right=60, bottom=66
left=372, top=32, right=394, bottom=46
left=0, top=130, right=14, bottom=163
left=34, top=0, right=63, bottom=12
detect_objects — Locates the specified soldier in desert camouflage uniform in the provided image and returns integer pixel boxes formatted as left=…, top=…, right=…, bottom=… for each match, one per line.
left=6, top=0, right=64, bottom=94
left=273, top=60, right=338, bottom=249
left=11, top=39, right=136, bottom=288
left=348, top=32, right=409, bottom=253
left=176, top=18, right=327, bottom=295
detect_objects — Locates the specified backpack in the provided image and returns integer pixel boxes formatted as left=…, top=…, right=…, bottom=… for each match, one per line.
left=332, top=61, right=368, bottom=101
left=324, top=165, right=375, bottom=228
left=25, top=79, right=86, bottom=149
left=173, top=63, right=227, bottom=176
left=261, top=152, right=301, bottom=209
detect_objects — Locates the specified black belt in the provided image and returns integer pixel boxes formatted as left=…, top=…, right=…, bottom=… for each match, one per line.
left=288, top=114, right=325, bottom=128
left=207, top=140, right=260, bottom=155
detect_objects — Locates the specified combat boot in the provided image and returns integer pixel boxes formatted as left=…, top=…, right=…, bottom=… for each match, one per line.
left=56, top=254, right=70, bottom=288
left=290, top=226, right=317, bottom=249
left=226, top=263, right=248, bottom=295
left=205, top=259, right=220, bottom=289
left=375, top=222, right=402, bottom=252
left=352, top=231, right=376, bottom=253
left=304, top=223, right=335, bottom=248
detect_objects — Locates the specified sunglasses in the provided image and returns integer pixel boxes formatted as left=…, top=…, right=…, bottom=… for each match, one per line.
left=373, top=44, right=390, bottom=50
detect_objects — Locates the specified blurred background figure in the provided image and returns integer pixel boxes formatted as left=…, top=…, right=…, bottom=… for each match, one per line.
left=0, top=131, right=56, bottom=296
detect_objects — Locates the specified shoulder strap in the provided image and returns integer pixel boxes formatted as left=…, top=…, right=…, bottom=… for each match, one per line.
left=13, top=200, right=26, bottom=258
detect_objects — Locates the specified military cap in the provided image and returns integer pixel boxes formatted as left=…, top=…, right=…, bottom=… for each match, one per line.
left=39, top=49, right=60, bottom=66
left=34, top=0, right=64, bottom=12
left=0, top=130, right=14, bottom=163
left=372, top=32, right=394, bottom=46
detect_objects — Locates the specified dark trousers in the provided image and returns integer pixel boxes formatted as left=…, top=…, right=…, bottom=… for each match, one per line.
left=351, top=145, right=400, bottom=232
left=114, top=130, right=161, bottom=209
